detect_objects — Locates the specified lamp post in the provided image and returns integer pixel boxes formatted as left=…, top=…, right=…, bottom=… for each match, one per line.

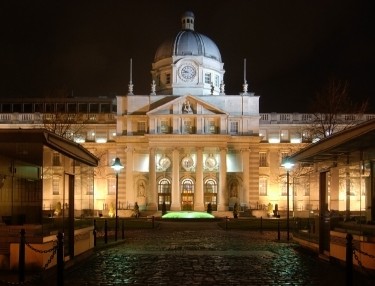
left=111, top=157, right=124, bottom=241
left=282, top=159, right=294, bottom=241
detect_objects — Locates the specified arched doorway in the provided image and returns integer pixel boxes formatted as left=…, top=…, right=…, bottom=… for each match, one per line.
left=158, top=178, right=171, bottom=211
left=181, top=178, right=194, bottom=211
left=204, top=178, right=217, bottom=211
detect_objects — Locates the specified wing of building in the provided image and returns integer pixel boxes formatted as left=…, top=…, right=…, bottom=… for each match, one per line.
left=1, top=11, right=374, bottom=218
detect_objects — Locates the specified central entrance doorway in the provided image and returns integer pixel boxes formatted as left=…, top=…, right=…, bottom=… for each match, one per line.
left=181, top=178, right=194, bottom=211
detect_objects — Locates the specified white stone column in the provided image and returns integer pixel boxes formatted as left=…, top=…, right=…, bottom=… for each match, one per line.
left=194, top=148, right=204, bottom=211
left=242, top=148, right=250, bottom=207
left=125, top=147, right=135, bottom=207
left=148, top=148, right=157, bottom=210
left=171, top=148, right=180, bottom=210
left=218, top=148, right=227, bottom=211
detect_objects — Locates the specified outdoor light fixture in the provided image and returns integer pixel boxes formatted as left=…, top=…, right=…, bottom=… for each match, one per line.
left=282, top=158, right=294, bottom=241
left=111, top=157, right=124, bottom=241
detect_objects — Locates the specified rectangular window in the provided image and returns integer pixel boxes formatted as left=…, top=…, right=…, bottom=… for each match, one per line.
left=280, top=130, right=289, bottom=142
left=87, top=178, right=93, bottom=195
left=87, top=130, right=95, bottom=141
left=53, top=153, right=60, bottom=166
left=67, top=103, right=77, bottom=113
left=24, top=103, right=32, bottom=113
left=100, top=103, right=110, bottom=113
left=108, top=178, right=116, bottom=195
left=184, top=120, right=192, bottom=134
left=160, top=120, right=169, bottom=133
left=53, top=177, right=59, bottom=195
left=215, top=75, right=219, bottom=86
left=259, top=152, right=268, bottom=167
left=281, top=184, right=287, bottom=196
left=205, top=73, right=211, bottom=84
left=89, top=103, right=99, bottom=113
left=56, top=103, right=65, bottom=112
left=209, top=120, right=216, bottom=134
left=259, top=178, right=268, bottom=196
left=78, top=103, right=88, bottom=113
left=230, top=121, right=239, bottom=134
left=166, top=73, right=171, bottom=84
left=137, top=121, right=146, bottom=134
left=108, top=129, right=116, bottom=141
left=304, top=179, right=310, bottom=196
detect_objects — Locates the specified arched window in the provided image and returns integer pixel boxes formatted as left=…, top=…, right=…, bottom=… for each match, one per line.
left=158, top=178, right=171, bottom=210
left=181, top=178, right=194, bottom=211
left=204, top=178, right=217, bottom=211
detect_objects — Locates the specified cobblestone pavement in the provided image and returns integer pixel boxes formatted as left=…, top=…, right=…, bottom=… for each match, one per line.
left=62, top=221, right=372, bottom=286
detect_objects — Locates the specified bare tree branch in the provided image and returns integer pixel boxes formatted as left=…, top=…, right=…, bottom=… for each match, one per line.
left=306, top=79, right=368, bottom=139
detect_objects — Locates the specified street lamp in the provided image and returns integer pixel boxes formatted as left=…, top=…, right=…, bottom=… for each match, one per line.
left=282, top=159, right=294, bottom=241
left=111, top=157, right=124, bottom=241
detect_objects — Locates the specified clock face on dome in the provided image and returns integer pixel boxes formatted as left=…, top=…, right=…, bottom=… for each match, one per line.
left=179, top=65, right=196, bottom=81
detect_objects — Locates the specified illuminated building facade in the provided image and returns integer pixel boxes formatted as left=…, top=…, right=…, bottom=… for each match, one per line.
left=0, top=12, right=374, bottom=218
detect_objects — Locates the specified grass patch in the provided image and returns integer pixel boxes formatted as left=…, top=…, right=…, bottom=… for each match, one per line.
left=162, top=211, right=215, bottom=219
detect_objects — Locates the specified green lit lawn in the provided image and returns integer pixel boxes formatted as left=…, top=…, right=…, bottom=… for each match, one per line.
left=162, top=211, right=215, bottom=219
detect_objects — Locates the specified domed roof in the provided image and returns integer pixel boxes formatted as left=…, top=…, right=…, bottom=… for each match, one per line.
left=154, top=12, right=222, bottom=62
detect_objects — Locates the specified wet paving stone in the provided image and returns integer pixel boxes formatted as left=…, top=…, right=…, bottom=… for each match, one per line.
left=64, top=221, right=374, bottom=286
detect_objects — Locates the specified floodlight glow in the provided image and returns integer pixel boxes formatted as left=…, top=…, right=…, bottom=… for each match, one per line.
left=162, top=212, right=215, bottom=219
left=290, top=138, right=301, bottom=143
left=95, top=138, right=107, bottom=143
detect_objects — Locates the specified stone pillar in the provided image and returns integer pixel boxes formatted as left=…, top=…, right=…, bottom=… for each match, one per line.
left=218, top=148, right=227, bottom=211
left=195, top=148, right=204, bottom=211
left=171, top=148, right=180, bottom=210
left=126, top=118, right=132, bottom=135
left=125, top=147, right=135, bottom=207
left=148, top=148, right=157, bottom=210
left=242, top=148, right=250, bottom=207
left=248, top=147, right=260, bottom=209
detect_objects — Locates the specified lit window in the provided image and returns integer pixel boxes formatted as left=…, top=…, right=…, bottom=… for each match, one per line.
left=160, top=120, right=169, bottom=133
left=86, top=173, right=94, bottom=195
left=304, top=179, right=310, bottom=196
left=138, top=121, right=146, bottom=134
left=259, top=178, right=268, bottom=196
left=53, top=177, right=59, bottom=195
left=281, top=130, right=289, bottom=142
left=184, top=120, right=193, bottom=134
left=209, top=120, right=216, bottom=134
left=230, top=121, right=239, bottom=134
left=108, top=177, right=116, bottom=195
left=259, top=152, right=268, bottom=167
left=281, top=183, right=287, bottom=196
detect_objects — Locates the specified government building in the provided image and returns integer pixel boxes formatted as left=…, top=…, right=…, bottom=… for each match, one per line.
left=1, top=11, right=374, bottom=221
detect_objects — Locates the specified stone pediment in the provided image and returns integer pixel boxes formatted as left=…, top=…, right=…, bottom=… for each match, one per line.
left=146, top=95, right=227, bottom=116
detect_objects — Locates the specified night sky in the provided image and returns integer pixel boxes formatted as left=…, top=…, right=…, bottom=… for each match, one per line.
left=1, top=0, right=374, bottom=112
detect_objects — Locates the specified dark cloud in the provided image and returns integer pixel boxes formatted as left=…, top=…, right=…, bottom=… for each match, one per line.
left=0, top=0, right=373, bottom=112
